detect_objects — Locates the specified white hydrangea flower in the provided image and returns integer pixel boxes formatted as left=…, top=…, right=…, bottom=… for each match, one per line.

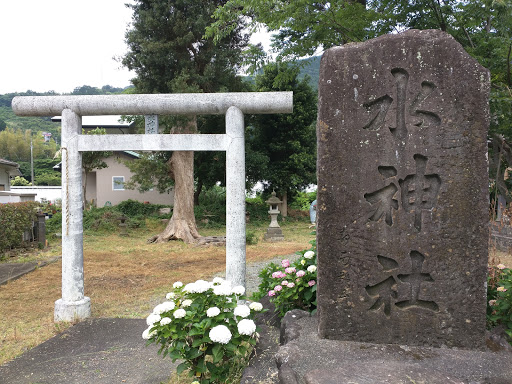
left=237, top=319, right=256, bottom=336
left=231, top=285, right=245, bottom=295
left=173, top=281, right=183, bottom=289
left=183, top=282, right=197, bottom=293
left=142, top=326, right=157, bottom=340
left=146, top=313, right=161, bottom=326
left=165, top=292, right=175, bottom=300
left=182, top=299, right=193, bottom=308
left=209, top=325, right=232, bottom=344
left=173, top=308, right=187, bottom=319
left=153, top=301, right=175, bottom=315
left=194, top=279, right=211, bottom=293
left=160, top=317, right=172, bottom=326
left=213, top=282, right=232, bottom=296
left=249, top=302, right=263, bottom=312
left=307, top=265, right=317, bottom=273
left=234, top=304, right=251, bottom=318
left=207, top=307, right=221, bottom=317
left=304, top=251, right=315, bottom=259
left=213, top=277, right=224, bottom=285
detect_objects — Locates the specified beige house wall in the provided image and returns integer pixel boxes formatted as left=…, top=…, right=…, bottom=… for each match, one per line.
left=85, top=153, right=174, bottom=207
left=0, top=165, right=10, bottom=191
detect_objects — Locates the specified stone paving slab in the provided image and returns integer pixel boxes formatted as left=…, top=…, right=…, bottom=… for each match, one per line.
left=0, top=318, right=175, bottom=384
left=0, top=258, right=60, bottom=286
left=277, top=313, right=512, bottom=384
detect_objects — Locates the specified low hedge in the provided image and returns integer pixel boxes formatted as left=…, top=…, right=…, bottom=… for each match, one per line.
left=0, top=201, right=40, bottom=253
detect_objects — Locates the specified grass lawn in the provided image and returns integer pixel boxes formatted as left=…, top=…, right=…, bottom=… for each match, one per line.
left=0, top=219, right=314, bottom=366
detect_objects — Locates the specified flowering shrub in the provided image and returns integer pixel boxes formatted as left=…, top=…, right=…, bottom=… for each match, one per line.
left=487, top=262, right=512, bottom=343
left=142, top=277, right=263, bottom=383
left=255, top=238, right=317, bottom=317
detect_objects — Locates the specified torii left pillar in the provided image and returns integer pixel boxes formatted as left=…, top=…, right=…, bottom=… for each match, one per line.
left=54, top=109, right=91, bottom=321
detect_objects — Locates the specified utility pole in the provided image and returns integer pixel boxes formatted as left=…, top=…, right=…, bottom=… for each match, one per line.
left=30, top=136, right=34, bottom=185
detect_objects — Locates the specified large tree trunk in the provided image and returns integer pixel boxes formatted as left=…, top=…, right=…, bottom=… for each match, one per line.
left=148, top=117, right=201, bottom=244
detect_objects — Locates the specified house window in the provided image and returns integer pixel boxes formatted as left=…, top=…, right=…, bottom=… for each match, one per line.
left=113, top=176, right=125, bottom=191
left=0, top=184, right=5, bottom=191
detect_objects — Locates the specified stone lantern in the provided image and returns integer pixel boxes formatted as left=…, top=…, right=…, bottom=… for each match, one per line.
left=118, top=215, right=128, bottom=237
left=264, top=191, right=284, bottom=241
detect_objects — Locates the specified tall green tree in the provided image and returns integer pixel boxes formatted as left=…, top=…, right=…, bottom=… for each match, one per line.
left=122, top=0, right=247, bottom=243
left=248, top=62, right=317, bottom=214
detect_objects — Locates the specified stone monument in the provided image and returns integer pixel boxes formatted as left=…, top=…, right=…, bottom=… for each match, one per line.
left=316, top=29, right=489, bottom=349
left=264, top=191, right=284, bottom=241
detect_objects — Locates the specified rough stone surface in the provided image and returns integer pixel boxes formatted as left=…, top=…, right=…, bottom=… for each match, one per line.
left=316, top=29, right=490, bottom=349
left=278, top=315, right=512, bottom=384
left=280, top=310, right=310, bottom=345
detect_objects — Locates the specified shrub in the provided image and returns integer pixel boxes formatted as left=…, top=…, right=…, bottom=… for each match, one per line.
left=246, top=230, right=259, bottom=245
left=289, top=191, right=317, bottom=211
left=116, top=199, right=165, bottom=217
left=0, top=201, right=40, bottom=254
left=254, top=236, right=317, bottom=317
left=487, top=262, right=512, bottom=343
left=143, top=278, right=263, bottom=383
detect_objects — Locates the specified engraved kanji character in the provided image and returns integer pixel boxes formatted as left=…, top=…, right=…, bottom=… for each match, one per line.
left=364, top=166, right=398, bottom=226
left=399, top=154, right=441, bottom=231
left=365, top=256, right=399, bottom=317
left=363, top=68, right=440, bottom=142
left=395, top=251, right=439, bottom=312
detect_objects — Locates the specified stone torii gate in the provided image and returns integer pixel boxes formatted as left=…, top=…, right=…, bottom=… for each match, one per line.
left=12, top=92, right=293, bottom=322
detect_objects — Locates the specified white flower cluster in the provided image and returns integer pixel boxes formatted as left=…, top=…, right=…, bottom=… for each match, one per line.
left=213, top=281, right=232, bottom=296
left=165, top=292, right=175, bottom=300
left=307, top=265, right=317, bottom=273
left=174, top=308, right=187, bottom=319
left=249, top=302, right=263, bottom=312
left=207, top=306, right=221, bottom=317
left=237, top=319, right=256, bottom=336
left=209, top=324, right=232, bottom=344
left=304, top=251, right=315, bottom=259
left=173, top=281, right=183, bottom=289
left=146, top=313, right=161, bottom=326
left=142, top=327, right=157, bottom=340
left=183, top=279, right=210, bottom=294
left=231, top=285, right=245, bottom=295
left=234, top=304, right=250, bottom=318
left=153, top=301, right=175, bottom=315
left=160, top=317, right=172, bottom=325
left=182, top=299, right=193, bottom=307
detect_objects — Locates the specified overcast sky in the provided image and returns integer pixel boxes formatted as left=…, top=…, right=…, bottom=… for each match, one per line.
left=0, top=0, right=271, bottom=95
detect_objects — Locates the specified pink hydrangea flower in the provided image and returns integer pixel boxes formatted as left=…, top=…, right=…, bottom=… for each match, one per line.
left=308, top=280, right=316, bottom=287
left=268, top=290, right=276, bottom=297
left=296, top=270, right=306, bottom=277
left=274, top=285, right=283, bottom=292
left=272, top=271, right=281, bottom=278
left=285, top=267, right=296, bottom=274
left=282, top=280, right=289, bottom=286
left=279, top=271, right=287, bottom=278
left=281, top=259, right=290, bottom=268
left=287, top=282, right=295, bottom=288
left=497, top=286, right=507, bottom=292
left=489, top=299, right=497, bottom=306
left=497, top=264, right=506, bottom=270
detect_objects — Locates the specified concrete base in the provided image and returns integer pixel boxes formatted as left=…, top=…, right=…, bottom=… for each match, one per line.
left=264, top=227, right=284, bottom=242
left=276, top=312, right=512, bottom=384
left=54, top=297, right=91, bottom=322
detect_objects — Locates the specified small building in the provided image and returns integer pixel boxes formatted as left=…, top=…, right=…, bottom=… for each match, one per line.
left=0, top=159, right=36, bottom=203
left=51, top=116, right=174, bottom=207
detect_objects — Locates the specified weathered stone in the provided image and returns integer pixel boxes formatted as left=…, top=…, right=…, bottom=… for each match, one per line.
left=280, top=309, right=310, bottom=345
left=316, top=30, right=489, bottom=349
